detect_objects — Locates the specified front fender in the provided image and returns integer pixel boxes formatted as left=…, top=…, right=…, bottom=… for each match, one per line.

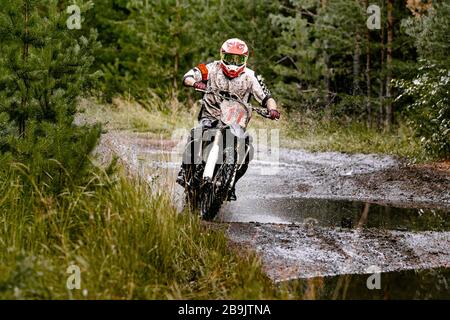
left=229, top=123, right=247, bottom=140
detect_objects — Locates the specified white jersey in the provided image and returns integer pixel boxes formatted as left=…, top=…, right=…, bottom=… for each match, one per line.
left=183, top=61, right=272, bottom=121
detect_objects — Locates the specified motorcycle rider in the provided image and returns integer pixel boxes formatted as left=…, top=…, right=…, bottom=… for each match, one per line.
left=177, top=38, right=280, bottom=201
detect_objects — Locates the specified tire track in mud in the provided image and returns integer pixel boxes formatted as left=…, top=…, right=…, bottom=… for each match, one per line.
left=95, top=131, right=450, bottom=282
left=225, top=222, right=450, bottom=281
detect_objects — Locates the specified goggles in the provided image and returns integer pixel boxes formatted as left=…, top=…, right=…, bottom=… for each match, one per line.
left=221, top=53, right=248, bottom=66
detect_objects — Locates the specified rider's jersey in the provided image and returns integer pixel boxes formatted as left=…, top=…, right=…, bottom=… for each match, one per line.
left=183, top=61, right=272, bottom=121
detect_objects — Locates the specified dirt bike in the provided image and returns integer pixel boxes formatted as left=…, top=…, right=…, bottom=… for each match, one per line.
left=182, top=89, right=272, bottom=220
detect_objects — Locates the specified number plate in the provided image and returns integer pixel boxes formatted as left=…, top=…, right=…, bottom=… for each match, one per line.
left=220, top=100, right=250, bottom=128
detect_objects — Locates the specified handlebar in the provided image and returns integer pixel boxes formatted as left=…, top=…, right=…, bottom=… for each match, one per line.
left=252, top=106, right=272, bottom=119
left=195, top=88, right=274, bottom=120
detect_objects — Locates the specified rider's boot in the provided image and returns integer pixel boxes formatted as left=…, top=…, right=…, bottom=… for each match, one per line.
left=227, top=187, right=237, bottom=201
left=176, top=167, right=187, bottom=187
left=226, top=162, right=248, bottom=201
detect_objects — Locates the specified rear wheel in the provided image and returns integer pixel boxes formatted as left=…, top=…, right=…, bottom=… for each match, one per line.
left=185, top=188, right=199, bottom=213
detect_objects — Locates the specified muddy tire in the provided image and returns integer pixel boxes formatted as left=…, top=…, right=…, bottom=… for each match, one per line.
left=185, top=188, right=200, bottom=213
left=200, top=181, right=223, bottom=221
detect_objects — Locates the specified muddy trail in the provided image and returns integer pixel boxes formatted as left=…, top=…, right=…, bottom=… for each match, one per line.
left=96, top=131, right=450, bottom=298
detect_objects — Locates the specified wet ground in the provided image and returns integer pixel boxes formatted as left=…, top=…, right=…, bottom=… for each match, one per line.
left=95, top=131, right=450, bottom=298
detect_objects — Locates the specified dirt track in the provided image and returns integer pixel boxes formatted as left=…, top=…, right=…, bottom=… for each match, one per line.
left=95, top=131, right=450, bottom=281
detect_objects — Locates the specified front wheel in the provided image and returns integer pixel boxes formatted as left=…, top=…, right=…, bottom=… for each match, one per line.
left=200, top=179, right=223, bottom=221
left=185, top=187, right=199, bottom=213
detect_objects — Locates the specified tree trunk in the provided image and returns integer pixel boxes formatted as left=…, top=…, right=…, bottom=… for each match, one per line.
left=174, top=52, right=179, bottom=92
left=379, top=18, right=385, bottom=128
left=321, top=0, right=331, bottom=109
left=20, top=1, right=30, bottom=137
left=353, top=32, right=361, bottom=96
left=323, top=40, right=330, bottom=104
left=386, top=0, right=394, bottom=129
left=173, top=0, right=180, bottom=94
left=365, top=0, right=372, bottom=127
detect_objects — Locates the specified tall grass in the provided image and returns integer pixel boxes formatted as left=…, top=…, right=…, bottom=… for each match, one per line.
left=77, top=96, right=198, bottom=138
left=248, top=106, right=423, bottom=160
left=79, top=97, right=426, bottom=161
left=0, top=164, right=286, bottom=299
left=280, top=116, right=425, bottom=161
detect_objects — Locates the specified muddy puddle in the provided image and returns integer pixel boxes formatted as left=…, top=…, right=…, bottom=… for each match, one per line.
left=219, top=198, right=449, bottom=231
left=283, top=267, right=450, bottom=299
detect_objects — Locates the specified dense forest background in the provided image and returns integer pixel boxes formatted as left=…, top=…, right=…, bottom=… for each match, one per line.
left=0, top=0, right=449, bottom=190
left=90, top=0, right=449, bottom=159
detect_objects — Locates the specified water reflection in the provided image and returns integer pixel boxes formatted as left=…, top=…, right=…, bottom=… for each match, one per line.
left=283, top=267, right=450, bottom=299
left=221, top=198, right=450, bottom=231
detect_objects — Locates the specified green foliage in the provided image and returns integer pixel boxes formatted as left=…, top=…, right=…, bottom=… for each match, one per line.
left=396, top=2, right=450, bottom=159
left=401, top=1, right=450, bottom=67
left=269, top=3, right=323, bottom=111
left=91, top=0, right=278, bottom=104
left=91, top=0, right=204, bottom=103
left=88, top=0, right=448, bottom=159
left=0, top=0, right=102, bottom=191
left=281, top=114, right=423, bottom=160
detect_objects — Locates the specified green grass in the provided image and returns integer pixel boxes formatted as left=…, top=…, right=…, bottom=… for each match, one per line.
left=77, top=96, right=198, bottom=138
left=280, top=116, right=425, bottom=160
left=78, top=96, right=426, bottom=161
left=0, top=164, right=294, bottom=299
left=242, top=107, right=425, bottom=160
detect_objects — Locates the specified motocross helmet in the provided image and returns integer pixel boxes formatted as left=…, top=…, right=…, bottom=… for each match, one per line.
left=220, top=38, right=249, bottom=78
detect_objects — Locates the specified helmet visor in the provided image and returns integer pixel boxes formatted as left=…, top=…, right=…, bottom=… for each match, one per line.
left=221, top=53, right=248, bottom=66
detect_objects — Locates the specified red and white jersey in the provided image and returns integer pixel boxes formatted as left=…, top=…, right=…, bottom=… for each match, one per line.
left=183, top=61, right=272, bottom=121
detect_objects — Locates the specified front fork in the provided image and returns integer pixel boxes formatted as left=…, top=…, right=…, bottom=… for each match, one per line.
left=203, top=130, right=222, bottom=180
left=202, top=129, right=249, bottom=191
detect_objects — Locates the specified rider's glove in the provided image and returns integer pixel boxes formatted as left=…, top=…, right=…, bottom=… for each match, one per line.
left=193, top=81, right=207, bottom=91
left=268, top=109, right=280, bottom=120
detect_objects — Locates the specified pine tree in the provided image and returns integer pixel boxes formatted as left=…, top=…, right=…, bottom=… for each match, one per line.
left=269, top=0, right=324, bottom=112
left=92, top=0, right=278, bottom=104
left=0, top=0, right=101, bottom=191
left=88, top=0, right=135, bottom=102
left=127, top=0, right=200, bottom=100
left=91, top=0, right=203, bottom=103
left=315, top=0, right=367, bottom=112
left=396, top=1, right=450, bottom=158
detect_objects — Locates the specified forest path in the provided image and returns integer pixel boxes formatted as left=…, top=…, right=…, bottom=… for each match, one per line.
left=95, top=130, right=450, bottom=281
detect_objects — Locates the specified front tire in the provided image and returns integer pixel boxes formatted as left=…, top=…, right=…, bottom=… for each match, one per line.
left=200, top=179, right=222, bottom=221
left=185, top=187, right=199, bottom=213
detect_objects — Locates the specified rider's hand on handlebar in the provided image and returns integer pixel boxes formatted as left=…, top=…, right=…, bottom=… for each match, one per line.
left=193, top=81, right=207, bottom=91
left=268, top=109, right=280, bottom=120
